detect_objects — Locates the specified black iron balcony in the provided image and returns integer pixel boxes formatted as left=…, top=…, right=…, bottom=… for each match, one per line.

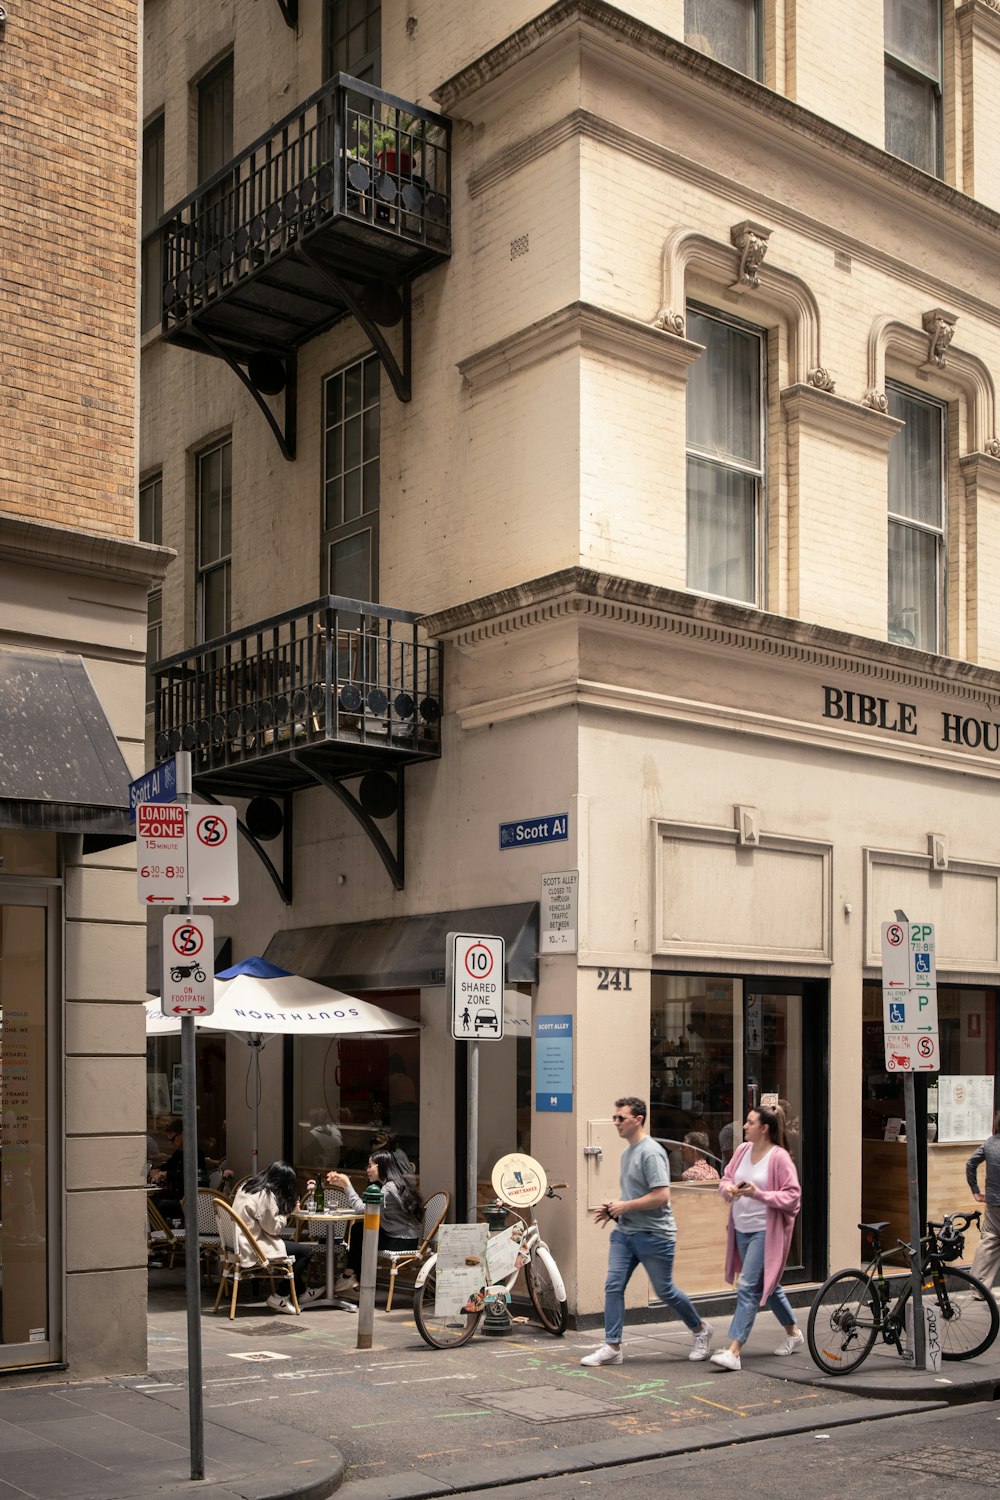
left=152, top=597, right=442, bottom=800
left=158, top=76, right=451, bottom=429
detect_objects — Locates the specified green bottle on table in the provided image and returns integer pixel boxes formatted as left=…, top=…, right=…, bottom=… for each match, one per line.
left=315, top=1178, right=325, bottom=1212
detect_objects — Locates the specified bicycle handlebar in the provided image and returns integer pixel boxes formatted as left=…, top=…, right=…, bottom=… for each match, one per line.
left=928, top=1210, right=981, bottom=1233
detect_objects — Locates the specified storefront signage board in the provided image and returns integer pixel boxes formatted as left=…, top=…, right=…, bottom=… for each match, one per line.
left=540, top=870, right=579, bottom=952
left=448, top=932, right=505, bottom=1040
left=161, top=914, right=215, bottom=1017
left=881, top=920, right=938, bottom=1072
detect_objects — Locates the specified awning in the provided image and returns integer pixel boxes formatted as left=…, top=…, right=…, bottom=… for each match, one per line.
left=264, top=902, right=539, bottom=990
left=0, top=648, right=134, bottom=841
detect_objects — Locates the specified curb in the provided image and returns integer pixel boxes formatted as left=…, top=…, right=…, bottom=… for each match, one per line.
left=340, top=1397, right=944, bottom=1499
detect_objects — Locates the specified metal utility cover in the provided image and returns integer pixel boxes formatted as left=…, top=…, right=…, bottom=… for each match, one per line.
left=231, top=1324, right=304, bottom=1337
left=464, top=1387, right=634, bottom=1423
left=227, top=1350, right=293, bottom=1361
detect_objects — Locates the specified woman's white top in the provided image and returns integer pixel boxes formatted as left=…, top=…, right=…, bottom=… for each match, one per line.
left=731, top=1147, right=772, bottom=1232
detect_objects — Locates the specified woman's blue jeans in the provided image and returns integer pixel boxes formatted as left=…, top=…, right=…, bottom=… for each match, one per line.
left=604, top=1228, right=702, bottom=1344
left=727, top=1228, right=796, bottom=1345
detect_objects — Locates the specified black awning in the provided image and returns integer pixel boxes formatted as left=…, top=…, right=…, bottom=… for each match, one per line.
left=264, top=902, right=539, bottom=990
left=0, top=648, right=134, bottom=838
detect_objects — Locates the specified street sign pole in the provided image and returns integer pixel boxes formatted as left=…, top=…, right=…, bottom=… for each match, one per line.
left=447, top=932, right=505, bottom=1223
left=903, top=1068, right=925, bottom=1372
left=176, top=755, right=204, bottom=1482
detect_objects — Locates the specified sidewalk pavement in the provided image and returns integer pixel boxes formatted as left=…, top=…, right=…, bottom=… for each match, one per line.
left=2, top=1271, right=999, bottom=1500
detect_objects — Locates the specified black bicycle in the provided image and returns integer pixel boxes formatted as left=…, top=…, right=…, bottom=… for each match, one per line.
left=808, top=1211, right=999, bottom=1374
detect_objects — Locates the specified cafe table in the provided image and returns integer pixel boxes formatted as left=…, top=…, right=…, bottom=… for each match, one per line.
left=291, top=1207, right=362, bottom=1311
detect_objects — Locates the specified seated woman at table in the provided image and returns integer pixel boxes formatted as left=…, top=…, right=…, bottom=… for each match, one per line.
left=232, top=1161, right=319, bottom=1314
left=326, top=1149, right=423, bottom=1288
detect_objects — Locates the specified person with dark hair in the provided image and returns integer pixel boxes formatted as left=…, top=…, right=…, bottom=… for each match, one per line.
left=966, top=1109, right=1000, bottom=1288
left=368, top=1129, right=415, bottom=1177
left=327, top=1151, right=423, bottom=1288
left=580, top=1096, right=712, bottom=1367
left=232, top=1161, right=319, bottom=1314
left=150, top=1120, right=206, bottom=1223
left=710, top=1105, right=802, bottom=1371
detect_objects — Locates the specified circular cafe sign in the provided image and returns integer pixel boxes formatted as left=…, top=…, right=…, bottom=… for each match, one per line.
left=492, top=1153, right=547, bottom=1209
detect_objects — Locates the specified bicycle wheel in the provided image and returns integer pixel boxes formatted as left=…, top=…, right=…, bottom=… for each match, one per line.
left=930, top=1268, right=999, bottom=1360
left=412, top=1269, right=484, bottom=1350
left=807, top=1269, right=880, bottom=1374
left=525, top=1248, right=568, bottom=1336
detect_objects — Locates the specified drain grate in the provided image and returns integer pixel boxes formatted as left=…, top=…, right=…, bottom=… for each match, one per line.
left=463, top=1387, right=635, bottom=1424
left=230, top=1322, right=304, bottom=1337
left=227, top=1350, right=293, bottom=1362
left=887, top=1446, right=1000, bottom=1486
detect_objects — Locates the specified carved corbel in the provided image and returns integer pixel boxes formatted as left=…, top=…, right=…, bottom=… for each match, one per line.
left=862, top=387, right=889, bottom=413
left=729, top=220, right=771, bottom=291
left=807, top=367, right=836, bottom=393
left=986, top=438, right=1000, bottom=458
left=652, top=306, right=685, bottom=336
left=921, top=307, right=958, bottom=369
left=929, top=833, right=949, bottom=872
left=735, top=804, right=760, bottom=846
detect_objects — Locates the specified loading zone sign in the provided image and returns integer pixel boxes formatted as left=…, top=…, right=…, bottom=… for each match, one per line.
left=448, top=932, right=505, bottom=1041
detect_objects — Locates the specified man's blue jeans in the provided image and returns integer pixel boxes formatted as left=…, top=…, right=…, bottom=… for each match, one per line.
left=604, top=1228, right=702, bottom=1344
left=727, top=1229, right=796, bottom=1345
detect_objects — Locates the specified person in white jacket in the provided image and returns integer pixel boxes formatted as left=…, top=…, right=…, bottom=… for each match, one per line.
left=232, top=1161, right=318, bottom=1314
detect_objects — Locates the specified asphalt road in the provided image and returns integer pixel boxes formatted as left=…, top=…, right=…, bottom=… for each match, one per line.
left=447, top=1400, right=1000, bottom=1498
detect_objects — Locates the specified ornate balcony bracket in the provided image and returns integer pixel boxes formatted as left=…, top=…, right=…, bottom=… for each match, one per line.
left=274, top=0, right=298, bottom=26
left=197, top=330, right=297, bottom=461
left=291, top=750, right=406, bottom=890
left=297, top=244, right=412, bottom=403
left=199, top=789, right=295, bottom=906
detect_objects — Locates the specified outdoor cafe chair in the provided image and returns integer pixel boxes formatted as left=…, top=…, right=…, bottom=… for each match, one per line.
left=181, top=1187, right=223, bottom=1282
left=211, top=1195, right=300, bottom=1319
left=147, top=1197, right=185, bottom=1269
left=378, top=1189, right=449, bottom=1311
left=294, top=1185, right=355, bottom=1288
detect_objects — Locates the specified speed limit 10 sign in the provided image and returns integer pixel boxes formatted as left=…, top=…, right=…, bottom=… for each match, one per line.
left=447, top=932, right=505, bottom=1041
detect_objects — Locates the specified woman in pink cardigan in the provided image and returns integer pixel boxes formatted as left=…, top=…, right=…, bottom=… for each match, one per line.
left=710, top=1104, right=803, bottom=1371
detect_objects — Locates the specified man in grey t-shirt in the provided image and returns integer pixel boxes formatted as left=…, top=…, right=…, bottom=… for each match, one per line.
left=581, top=1096, right=713, bottom=1367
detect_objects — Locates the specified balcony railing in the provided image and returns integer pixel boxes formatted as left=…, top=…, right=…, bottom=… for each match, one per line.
left=152, top=597, right=442, bottom=794
left=160, top=75, right=451, bottom=359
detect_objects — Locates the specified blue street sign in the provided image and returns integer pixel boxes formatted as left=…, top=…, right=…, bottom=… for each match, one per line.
left=499, top=813, right=568, bottom=851
left=889, top=1001, right=906, bottom=1024
left=535, top=1014, right=573, bottom=1112
left=128, top=757, right=179, bottom=821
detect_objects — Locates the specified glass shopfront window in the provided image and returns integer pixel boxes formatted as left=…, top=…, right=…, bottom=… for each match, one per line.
left=145, top=1033, right=228, bottom=1182
left=292, top=991, right=421, bottom=1182
left=1, top=887, right=56, bottom=1367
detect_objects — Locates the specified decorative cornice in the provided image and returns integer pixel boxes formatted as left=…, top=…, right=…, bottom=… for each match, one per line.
left=960, top=451, right=1000, bottom=494
left=956, top=0, right=1000, bottom=54
left=0, top=512, right=175, bottom=587
left=865, top=315, right=1000, bottom=451
left=780, top=384, right=902, bottom=450
left=457, top=301, right=704, bottom=389
left=420, top=567, right=1000, bottom=705
left=436, top=0, right=1000, bottom=250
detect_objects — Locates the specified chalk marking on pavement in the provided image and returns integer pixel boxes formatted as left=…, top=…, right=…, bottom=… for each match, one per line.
left=350, top=1420, right=397, bottom=1429
left=676, top=1381, right=717, bottom=1388
left=371, top=1374, right=477, bottom=1386
left=691, top=1393, right=742, bottom=1414
left=368, top=1360, right=436, bottom=1369
left=429, top=1410, right=492, bottom=1419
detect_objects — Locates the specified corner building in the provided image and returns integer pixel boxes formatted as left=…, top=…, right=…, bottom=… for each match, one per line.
left=143, top=0, right=1000, bottom=1322
left=1, top=4, right=170, bottom=1374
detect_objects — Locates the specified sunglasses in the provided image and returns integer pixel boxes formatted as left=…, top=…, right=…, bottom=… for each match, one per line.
left=611, top=1114, right=632, bottom=1123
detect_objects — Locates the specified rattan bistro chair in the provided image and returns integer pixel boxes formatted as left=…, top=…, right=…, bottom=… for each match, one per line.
left=378, top=1190, right=449, bottom=1311
left=147, top=1197, right=185, bottom=1268
left=211, top=1195, right=300, bottom=1319
left=181, top=1187, right=223, bottom=1281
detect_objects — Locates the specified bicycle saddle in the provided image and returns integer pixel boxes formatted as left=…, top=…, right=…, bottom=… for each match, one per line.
left=858, top=1221, right=890, bottom=1234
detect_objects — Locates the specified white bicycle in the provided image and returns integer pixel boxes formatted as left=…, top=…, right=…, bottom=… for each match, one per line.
left=413, top=1181, right=568, bottom=1349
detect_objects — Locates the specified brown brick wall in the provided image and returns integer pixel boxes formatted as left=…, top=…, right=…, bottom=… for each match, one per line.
left=0, top=0, right=138, bottom=538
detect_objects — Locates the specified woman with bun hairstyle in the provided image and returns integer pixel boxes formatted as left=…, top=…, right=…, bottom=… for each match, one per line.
left=710, top=1104, right=803, bottom=1370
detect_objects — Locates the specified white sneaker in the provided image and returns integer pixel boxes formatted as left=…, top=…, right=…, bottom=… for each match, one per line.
left=266, top=1293, right=298, bottom=1315
left=710, top=1348, right=741, bottom=1371
left=689, top=1321, right=713, bottom=1361
left=580, top=1343, right=623, bottom=1366
left=773, top=1329, right=804, bottom=1356
left=335, top=1273, right=359, bottom=1292
left=299, top=1286, right=325, bottom=1306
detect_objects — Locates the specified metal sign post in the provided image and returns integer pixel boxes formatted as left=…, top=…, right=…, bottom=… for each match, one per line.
left=447, top=932, right=505, bottom=1223
left=881, top=915, right=939, bottom=1371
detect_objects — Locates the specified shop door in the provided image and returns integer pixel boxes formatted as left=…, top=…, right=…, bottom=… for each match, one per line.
left=0, top=886, right=59, bottom=1368
left=743, top=981, right=827, bottom=1281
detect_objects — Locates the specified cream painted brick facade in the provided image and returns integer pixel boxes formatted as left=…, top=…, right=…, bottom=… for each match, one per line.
left=143, top=1, right=1000, bottom=1328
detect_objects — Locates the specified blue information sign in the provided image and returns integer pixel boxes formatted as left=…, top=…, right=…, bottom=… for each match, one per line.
left=499, top=813, right=568, bottom=851
left=128, top=757, right=179, bottom=821
left=535, top=1014, right=573, bottom=1112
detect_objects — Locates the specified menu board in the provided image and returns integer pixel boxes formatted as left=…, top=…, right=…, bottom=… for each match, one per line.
left=936, top=1076, right=995, bottom=1143
left=434, top=1223, right=489, bottom=1316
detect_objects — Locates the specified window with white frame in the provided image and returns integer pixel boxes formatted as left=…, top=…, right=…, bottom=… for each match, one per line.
left=196, top=438, right=232, bottom=643
left=685, top=0, right=761, bottom=79
left=322, top=354, right=380, bottom=603
left=685, top=306, right=765, bottom=605
left=139, top=471, right=163, bottom=707
left=884, top=0, right=942, bottom=175
left=886, top=384, right=945, bottom=652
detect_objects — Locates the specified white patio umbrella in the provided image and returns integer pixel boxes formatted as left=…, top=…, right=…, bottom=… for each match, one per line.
left=145, top=958, right=419, bottom=1173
